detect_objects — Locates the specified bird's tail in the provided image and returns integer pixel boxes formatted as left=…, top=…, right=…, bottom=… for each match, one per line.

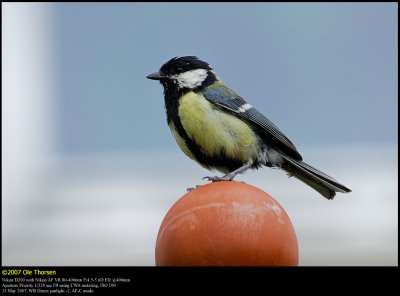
left=280, top=155, right=351, bottom=200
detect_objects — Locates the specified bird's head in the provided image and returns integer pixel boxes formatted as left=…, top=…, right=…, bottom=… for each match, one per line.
left=147, top=56, right=216, bottom=91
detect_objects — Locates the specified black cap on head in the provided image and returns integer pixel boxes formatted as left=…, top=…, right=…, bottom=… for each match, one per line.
left=159, top=56, right=212, bottom=76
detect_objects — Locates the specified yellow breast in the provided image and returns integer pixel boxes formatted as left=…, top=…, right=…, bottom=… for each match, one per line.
left=168, top=121, right=196, bottom=161
left=176, top=91, right=260, bottom=166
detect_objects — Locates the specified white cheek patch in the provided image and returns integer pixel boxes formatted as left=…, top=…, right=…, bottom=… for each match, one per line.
left=238, top=103, right=252, bottom=113
left=174, top=69, right=208, bottom=89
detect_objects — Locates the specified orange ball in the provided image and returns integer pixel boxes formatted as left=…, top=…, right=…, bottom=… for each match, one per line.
left=155, top=181, right=298, bottom=266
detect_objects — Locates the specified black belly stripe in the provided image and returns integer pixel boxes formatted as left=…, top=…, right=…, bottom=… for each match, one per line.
left=164, top=88, right=244, bottom=172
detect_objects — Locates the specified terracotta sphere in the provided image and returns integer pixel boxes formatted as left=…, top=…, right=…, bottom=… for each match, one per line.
left=156, top=181, right=298, bottom=266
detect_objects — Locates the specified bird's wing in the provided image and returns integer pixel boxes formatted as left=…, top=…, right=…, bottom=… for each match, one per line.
left=203, top=83, right=302, bottom=161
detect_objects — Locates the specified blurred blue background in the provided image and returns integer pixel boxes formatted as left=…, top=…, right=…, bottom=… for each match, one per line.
left=54, top=2, right=397, bottom=154
left=3, top=3, right=398, bottom=266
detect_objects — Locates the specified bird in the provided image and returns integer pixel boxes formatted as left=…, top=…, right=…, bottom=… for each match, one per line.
left=147, top=56, right=351, bottom=199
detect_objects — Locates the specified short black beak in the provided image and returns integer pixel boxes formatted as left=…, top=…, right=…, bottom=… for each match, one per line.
left=146, top=71, right=164, bottom=80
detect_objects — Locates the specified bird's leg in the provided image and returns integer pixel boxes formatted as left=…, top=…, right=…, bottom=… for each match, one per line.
left=203, top=161, right=253, bottom=182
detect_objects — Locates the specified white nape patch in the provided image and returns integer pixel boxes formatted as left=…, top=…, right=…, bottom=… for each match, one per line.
left=174, top=69, right=208, bottom=89
left=238, top=103, right=252, bottom=113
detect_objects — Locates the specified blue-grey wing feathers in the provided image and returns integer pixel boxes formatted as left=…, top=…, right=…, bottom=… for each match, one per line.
left=203, top=84, right=303, bottom=160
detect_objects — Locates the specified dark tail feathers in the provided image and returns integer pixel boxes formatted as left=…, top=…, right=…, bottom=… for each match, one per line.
left=280, top=155, right=351, bottom=200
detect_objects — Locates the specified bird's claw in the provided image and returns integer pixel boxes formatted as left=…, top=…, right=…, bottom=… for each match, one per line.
left=187, top=185, right=202, bottom=191
left=202, top=176, right=232, bottom=182
left=203, top=176, right=221, bottom=182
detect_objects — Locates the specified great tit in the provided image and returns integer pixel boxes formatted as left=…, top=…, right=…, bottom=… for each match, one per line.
left=147, top=56, right=351, bottom=199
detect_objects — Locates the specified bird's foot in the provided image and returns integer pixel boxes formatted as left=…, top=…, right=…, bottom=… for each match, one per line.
left=202, top=175, right=233, bottom=182
left=187, top=185, right=202, bottom=191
